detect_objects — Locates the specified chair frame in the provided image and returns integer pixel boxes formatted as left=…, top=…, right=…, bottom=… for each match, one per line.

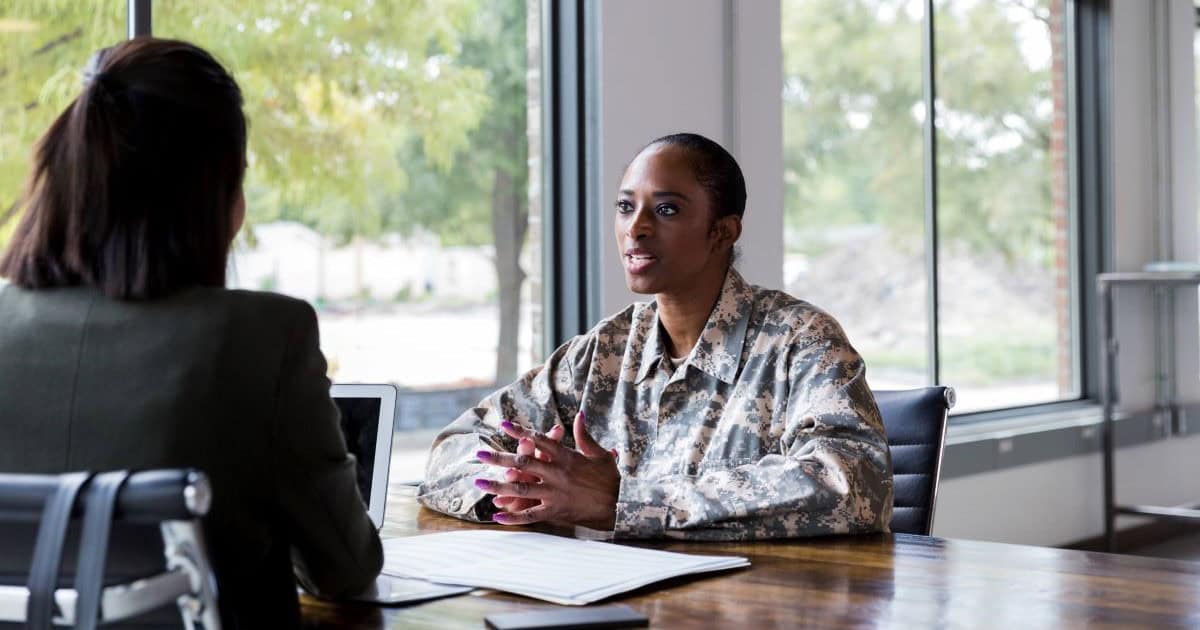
left=0, top=471, right=221, bottom=629
left=924, top=387, right=954, bottom=535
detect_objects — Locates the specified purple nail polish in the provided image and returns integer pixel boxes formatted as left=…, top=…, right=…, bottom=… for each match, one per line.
left=476, top=450, right=492, bottom=461
left=474, top=478, right=491, bottom=490
left=493, top=512, right=509, bottom=522
left=501, top=420, right=515, bottom=430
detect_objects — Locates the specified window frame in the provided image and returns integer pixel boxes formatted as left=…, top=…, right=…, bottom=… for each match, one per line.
left=541, top=0, right=601, bottom=353
left=128, top=0, right=150, bottom=37
left=926, top=0, right=1111, bottom=423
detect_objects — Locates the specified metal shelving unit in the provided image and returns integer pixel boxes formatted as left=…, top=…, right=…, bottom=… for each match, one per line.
left=1098, top=270, right=1200, bottom=552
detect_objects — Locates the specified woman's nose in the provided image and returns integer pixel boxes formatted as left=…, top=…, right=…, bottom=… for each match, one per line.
left=626, top=207, right=653, bottom=239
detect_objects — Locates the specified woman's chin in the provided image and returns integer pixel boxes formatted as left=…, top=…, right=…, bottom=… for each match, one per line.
left=623, top=273, right=660, bottom=295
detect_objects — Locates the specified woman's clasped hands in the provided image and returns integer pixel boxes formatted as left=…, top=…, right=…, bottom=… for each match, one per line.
left=474, top=411, right=620, bottom=530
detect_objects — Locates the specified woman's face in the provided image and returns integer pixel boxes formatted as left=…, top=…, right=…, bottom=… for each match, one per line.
left=614, top=143, right=738, bottom=296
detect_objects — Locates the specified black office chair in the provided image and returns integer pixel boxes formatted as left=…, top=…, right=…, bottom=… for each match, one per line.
left=874, top=387, right=955, bottom=536
left=0, top=469, right=220, bottom=629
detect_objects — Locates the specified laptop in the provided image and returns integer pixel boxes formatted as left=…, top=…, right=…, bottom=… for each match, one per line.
left=330, top=383, right=397, bottom=530
left=330, top=384, right=473, bottom=604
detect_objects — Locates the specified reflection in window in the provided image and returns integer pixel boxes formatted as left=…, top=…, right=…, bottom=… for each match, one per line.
left=156, top=0, right=542, bottom=479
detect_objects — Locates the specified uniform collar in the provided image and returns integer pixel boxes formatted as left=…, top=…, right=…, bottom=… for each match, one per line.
left=634, top=268, right=754, bottom=385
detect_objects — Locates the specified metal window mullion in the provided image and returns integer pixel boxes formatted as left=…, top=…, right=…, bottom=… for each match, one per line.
left=581, top=0, right=601, bottom=327
left=127, top=0, right=151, bottom=38
left=541, top=0, right=565, bottom=355
left=542, top=0, right=595, bottom=354
left=1150, top=0, right=1177, bottom=429
left=1077, top=0, right=1113, bottom=402
left=922, top=0, right=941, bottom=387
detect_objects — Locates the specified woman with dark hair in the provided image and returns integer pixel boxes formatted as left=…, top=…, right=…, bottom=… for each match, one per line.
left=0, top=39, right=381, bottom=626
left=419, top=133, right=892, bottom=539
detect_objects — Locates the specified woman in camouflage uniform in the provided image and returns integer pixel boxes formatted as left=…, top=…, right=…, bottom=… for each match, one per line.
left=418, top=133, right=892, bottom=540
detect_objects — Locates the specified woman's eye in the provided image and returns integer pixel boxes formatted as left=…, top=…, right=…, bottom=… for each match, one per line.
left=655, top=204, right=678, bottom=216
left=615, top=200, right=634, bottom=214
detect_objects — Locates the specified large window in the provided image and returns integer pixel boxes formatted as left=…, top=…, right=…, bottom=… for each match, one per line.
left=157, top=1, right=543, bottom=480
left=1, top=3, right=125, bottom=244
left=1, top=1, right=545, bottom=481
left=782, top=0, right=1076, bottom=414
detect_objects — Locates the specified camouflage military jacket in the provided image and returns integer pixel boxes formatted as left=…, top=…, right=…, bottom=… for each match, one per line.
left=417, top=268, right=893, bottom=540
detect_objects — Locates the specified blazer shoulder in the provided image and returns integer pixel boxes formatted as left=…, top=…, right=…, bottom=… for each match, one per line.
left=171, top=289, right=320, bottom=357
left=215, top=288, right=313, bottom=312
left=192, top=288, right=317, bottom=323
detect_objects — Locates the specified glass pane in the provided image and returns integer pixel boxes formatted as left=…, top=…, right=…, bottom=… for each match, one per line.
left=935, top=0, right=1076, bottom=412
left=781, top=0, right=930, bottom=390
left=1, top=2, right=125, bottom=246
left=156, top=0, right=543, bottom=480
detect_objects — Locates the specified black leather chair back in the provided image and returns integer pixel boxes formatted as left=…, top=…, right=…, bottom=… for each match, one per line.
left=874, top=387, right=954, bottom=536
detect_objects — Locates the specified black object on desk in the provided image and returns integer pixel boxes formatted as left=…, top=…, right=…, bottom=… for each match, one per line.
left=484, top=604, right=649, bottom=630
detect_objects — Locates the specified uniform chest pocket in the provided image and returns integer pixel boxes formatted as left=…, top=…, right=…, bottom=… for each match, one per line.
left=696, top=419, right=780, bottom=471
left=691, top=456, right=762, bottom=475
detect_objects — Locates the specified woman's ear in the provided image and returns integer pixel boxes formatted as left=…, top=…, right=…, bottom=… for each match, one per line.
left=230, top=187, right=246, bottom=241
left=718, top=215, right=742, bottom=248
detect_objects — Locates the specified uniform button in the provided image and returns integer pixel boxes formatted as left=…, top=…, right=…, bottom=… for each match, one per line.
left=450, top=497, right=463, bottom=512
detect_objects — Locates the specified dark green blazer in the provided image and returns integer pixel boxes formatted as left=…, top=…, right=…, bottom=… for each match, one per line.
left=0, top=283, right=382, bottom=628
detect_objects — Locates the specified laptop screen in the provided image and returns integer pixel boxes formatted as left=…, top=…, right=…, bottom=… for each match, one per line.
left=333, top=397, right=380, bottom=503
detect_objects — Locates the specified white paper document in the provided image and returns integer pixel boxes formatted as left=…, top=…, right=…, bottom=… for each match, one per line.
left=381, top=530, right=750, bottom=605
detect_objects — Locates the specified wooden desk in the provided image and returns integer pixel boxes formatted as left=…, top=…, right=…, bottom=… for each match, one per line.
left=301, top=486, right=1200, bottom=628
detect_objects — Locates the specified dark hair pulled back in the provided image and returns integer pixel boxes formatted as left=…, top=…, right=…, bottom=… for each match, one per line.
left=0, top=38, right=246, bottom=300
left=645, top=132, right=746, bottom=219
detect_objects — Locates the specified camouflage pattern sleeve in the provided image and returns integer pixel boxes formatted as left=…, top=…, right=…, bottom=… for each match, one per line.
left=416, top=335, right=592, bottom=522
left=613, top=313, right=893, bottom=540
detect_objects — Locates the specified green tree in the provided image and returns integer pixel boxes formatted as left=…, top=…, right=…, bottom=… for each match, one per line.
left=782, top=0, right=1059, bottom=267
left=382, top=0, right=531, bottom=384
left=0, top=1, right=125, bottom=241
left=154, top=0, right=490, bottom=245
left=782, top=0, right=1067, bottom=390
left=2, top=0, right=492, bottom=254
left=3, top=1, right=533, bottom=385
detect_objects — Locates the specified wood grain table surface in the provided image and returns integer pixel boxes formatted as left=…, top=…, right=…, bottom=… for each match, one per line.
left=300, top=485, right=1200, bottom=629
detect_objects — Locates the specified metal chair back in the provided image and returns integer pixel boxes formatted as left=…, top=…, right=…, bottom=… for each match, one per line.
left=0, top=469, right=220, bottom=629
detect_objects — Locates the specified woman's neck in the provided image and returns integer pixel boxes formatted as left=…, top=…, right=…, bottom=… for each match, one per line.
left=656, top=268, right=727, bottom=359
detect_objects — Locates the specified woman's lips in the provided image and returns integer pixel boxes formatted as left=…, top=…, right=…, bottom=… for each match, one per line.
left=624, top=253, right=658, bottom=274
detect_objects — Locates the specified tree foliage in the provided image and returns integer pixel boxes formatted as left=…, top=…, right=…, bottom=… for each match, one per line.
left=782, top=0, right=1061, bottom=268
left=157, top=0, right=492, bottom=244
left=0, top=0, right=125, bottom=242
left=1, top=0, right=497, bottom=246
left=383, top=0, right=528, bottom=248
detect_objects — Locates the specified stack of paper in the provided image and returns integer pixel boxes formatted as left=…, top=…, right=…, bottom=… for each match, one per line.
left=381, top=530, right=750, bottom=605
